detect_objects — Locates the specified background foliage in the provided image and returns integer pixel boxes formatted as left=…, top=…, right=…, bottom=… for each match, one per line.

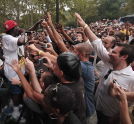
left=0, top=0, right=133, bottom=32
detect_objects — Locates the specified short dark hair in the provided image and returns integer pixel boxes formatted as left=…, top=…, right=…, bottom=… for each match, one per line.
left=45, top=84, right=76, bottom=115
left=57, top=52, right=81, bottom=81
left=115, top=32, right=125, bottom=41
left=130, top=39, right=134, bottom=45
left=42, top=72, right=60, bottom=89
left=6, top=27, right=15, bottom=34
left=117, top=43, right=134, bottom=65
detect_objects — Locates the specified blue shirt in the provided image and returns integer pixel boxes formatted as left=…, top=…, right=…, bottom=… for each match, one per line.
left=80, top=61, right=95, bottom=117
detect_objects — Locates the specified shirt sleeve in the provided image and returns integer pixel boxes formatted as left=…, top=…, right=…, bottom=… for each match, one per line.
left=3, top=35, right=18, bottom=51
left=92, top=39, right=110, bottom=65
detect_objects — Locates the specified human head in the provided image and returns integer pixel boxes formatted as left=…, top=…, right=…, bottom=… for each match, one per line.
left=115, top=32, right=125, bottom=43
left=116, top=43, right=134, bottom=65
left=39, top=71, right=59, bottom=90
left=74, top=43, right=93, bottom=60
left=3, top=20, right=22, bottom=36
left=109, top=43, right=134, bottom=66
left=57, top=52, right=81, bottom=81
left=76, top=32, right=83, bottom=42
left=4, top=20, right=18, bottom=32
left=44, top=83, right=76, bottom=116
left=102, top=36, right=116, bottom=50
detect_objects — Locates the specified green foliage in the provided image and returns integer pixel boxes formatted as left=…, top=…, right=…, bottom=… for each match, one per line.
left=0, top=0, right=133, bottom=32
left=122, top=0, right=134, bottom=15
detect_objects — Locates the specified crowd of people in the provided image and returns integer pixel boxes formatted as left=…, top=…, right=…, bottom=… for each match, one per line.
left=0, top=12, right=134, bottom=124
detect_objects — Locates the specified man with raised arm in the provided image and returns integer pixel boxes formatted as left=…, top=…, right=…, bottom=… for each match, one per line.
left=75, top=13, right=134, bottom=124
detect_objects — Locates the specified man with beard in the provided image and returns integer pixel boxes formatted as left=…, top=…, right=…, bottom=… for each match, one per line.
left=75, top=13, right=134, bottom=124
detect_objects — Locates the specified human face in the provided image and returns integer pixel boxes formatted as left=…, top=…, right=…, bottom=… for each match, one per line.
left=108, top=46, right=123, bottom=66
left=103, top=38, right=113, bottom=50
left=13, top=26, right=22, bottom=36
left=76, top=33, right=83, bottom=42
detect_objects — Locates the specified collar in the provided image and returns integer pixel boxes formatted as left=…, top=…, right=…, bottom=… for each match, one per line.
left=112, top=65, right=134, bottom=76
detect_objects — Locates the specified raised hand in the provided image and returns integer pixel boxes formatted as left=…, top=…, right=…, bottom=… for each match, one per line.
left=75, top=13, right=86, bottom=27
left=46, top=12, right=53, bottom=25
left=25, top=58, right=35, bottom=73
left=43, top=57, right=53, bottom=70
left=55, top=23, right=63, bottom=31
left=28, top=44, right=39, bottom=52
left=10, top=60, right=21, bottom=73
left=109, top=82, right=127, bottom=102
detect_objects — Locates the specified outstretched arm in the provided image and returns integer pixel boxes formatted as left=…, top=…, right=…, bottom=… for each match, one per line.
left=75, top=13, right=110, bottom=64
left=75, top=13, right=98, bottom=42
left=25, top=58, right=42, bottom=93
left=28, top=19, right=43, bottom=31
left=109, top=83, right=132, bottom=124
left=46, top=12, right=69, bottom=52
left=55, top=23, right=74, bottom=44
left=28, top=44, right=57, bottom=63
left=10, top=60, right=42, bottom=102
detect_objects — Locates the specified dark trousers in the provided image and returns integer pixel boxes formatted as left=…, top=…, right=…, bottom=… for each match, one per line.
left=97, top=111, right=110, bottom=124
left=97, top=111, right=120, bottom=124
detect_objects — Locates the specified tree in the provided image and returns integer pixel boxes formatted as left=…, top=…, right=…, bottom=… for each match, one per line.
left=97, top=0, right=124, bottom=19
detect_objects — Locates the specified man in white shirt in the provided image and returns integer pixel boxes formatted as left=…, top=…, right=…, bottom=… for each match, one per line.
left=129, top=29, right=134, bottom=44
left=2, top=20, right=25, bottom=107
left=75, top=13, right=134, bottom=124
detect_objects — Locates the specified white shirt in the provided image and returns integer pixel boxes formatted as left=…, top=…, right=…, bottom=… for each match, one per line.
left=2, top=34, right=24, bottom=81
left=92, top=39, right=134, bottom=117
left=129, top=35, right=134, bottom=44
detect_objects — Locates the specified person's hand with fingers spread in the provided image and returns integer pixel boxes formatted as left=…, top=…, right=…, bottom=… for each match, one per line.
left=10, top=59, right=21, bottom=73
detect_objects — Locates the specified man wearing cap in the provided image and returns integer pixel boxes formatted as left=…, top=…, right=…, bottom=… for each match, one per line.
left=1, top=20, right=26, bottom=112
left=3, top=20, right=25, bottom=77
left=2, top=19, right=43, bottom=99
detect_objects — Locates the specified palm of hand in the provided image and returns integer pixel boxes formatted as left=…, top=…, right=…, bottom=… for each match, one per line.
left=11, top=60, right=20, bottom=72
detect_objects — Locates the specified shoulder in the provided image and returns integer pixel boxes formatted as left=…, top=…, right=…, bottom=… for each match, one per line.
left=2, top=34, right=18, bottom=44
left=3, top=34, right=18, bottom=40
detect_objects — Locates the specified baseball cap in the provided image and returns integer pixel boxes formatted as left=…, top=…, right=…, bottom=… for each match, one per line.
left=3, top=20, right=18, bottom=32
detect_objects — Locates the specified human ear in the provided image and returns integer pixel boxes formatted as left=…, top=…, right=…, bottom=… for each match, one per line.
left=122, top=55, right=128, bottom=60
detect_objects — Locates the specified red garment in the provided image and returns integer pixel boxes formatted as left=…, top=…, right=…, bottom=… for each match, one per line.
left=3, top=20, right=17, bottom=32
